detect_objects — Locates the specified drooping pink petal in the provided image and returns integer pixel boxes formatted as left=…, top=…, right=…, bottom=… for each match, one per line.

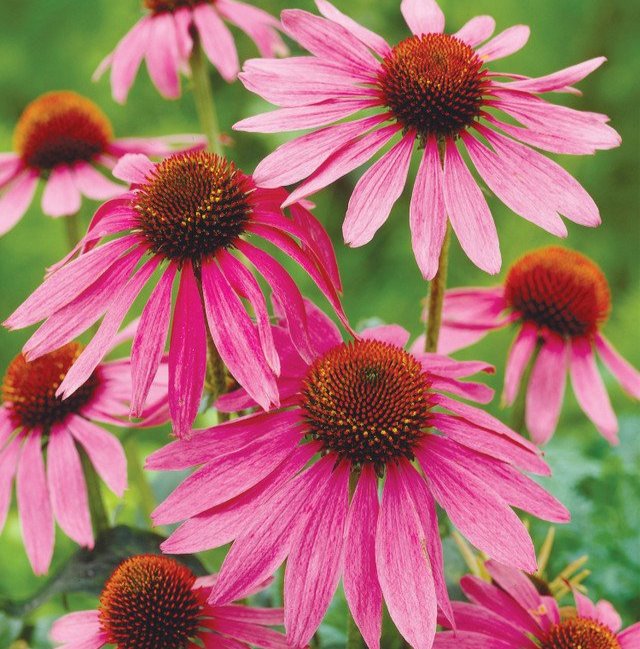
left=172, top=6, right=194, bottom=60
left=375, top=462, right=437, bottom=649
left=455, top=15, right=496, bottom=47
left=476, top=25, right=530, bottom=62
left=0, top=154, right=23, bottom=186
left=50, top=611, right=102, bottom=644
left=400, top=0, right=445, bottom=35
left=72, top=162, right=125, bottom=200
left=443, top=139, right=501, bottom=274
left=504, top=57, right=606, bottom=95
left=207, top=617, right=288, bottom=649
left=285, top=461, right=349, bottom=647
left=525, top=335, right=568, bottom=445
left=343, top=131, right=415, bottom=247
left=596, top=334, right=640, bottom=399
left=570, top=337, right=618, bottom=443
left=112, top=152, right=155, bottom=184
left=17, top=429, right=54, bottom=574
left=0, top=169, right=39, bottom=235
left=430, top=374, right=494, bottom=403
left=143, top=13, right=181, bottom=98
left=194, top=3, right=239, bottom=82
left=503, top=323, right=538, bottom=406
left=0, top=435, right=22, bottom=533
left=110, top=18, right=152, bottom=104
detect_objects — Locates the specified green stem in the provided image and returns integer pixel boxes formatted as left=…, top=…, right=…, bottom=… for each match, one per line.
left=79, top=449, right=110, bottom=538
left=124, top=438, right=156, bottom=524
left=190, top=38, right=223, bottom=155
left=508, top=341, right=541, bottom=434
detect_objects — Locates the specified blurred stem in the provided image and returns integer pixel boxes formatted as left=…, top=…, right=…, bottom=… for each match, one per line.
left=124, top=437, right=156, bottom=525
left=64, top=213, right=81, bottom=249
left=80, top=448, right=110, bottom=538
left=190, top=38, right=223, bottom=156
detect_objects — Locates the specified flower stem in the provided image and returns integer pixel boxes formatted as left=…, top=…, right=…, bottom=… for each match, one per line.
left=190, top=38, right=224, bottom=156
left=124, top=437, right=156, bottom=524
left=507, top=341, right=541, bottom=434
left=79, top=448, right=110, bottom=538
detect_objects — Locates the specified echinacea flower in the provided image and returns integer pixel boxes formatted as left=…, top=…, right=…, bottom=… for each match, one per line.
left=0, top=340, right=168, bottom=574
left=51, top=553, right=288, bottom=649
left=235, top=0, right=620, bottom=277
left=434, top=559, right=640, bottom=649
left=5, top=150, right=347, bottom=439
left=147, top=300, right=569, bottom=649
left=95, top=0, right=287, bottom=103
left=0, top=90, right=202, bottom=235
left=437, top=246, right=640, bottom=445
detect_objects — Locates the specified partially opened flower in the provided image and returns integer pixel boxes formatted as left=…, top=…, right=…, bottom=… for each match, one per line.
left=148, top=301, right=568, bottom=649
left=0, top=340, right=168, bottom=574
left=437, top=246, right=640, bottom=445
left=434, top=560, right=640, bottom=649
left=5, top=150, right=347, bottom=439
left=96, top=0, right=287, bottom=103
left=51, top=553, right=288, bottom=649
left=235, top=0, right=620, bottom=277
left=0, top=91, right=202, bottom=235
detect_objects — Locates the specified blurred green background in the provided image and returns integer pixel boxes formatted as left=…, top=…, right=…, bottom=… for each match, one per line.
left=0, top=0, right=638, bottom=645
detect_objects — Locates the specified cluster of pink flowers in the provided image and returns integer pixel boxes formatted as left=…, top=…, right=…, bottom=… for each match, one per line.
left=0, top=0, right=637, bottom=648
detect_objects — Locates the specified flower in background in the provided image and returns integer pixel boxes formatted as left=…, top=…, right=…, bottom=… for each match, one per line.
left=148, top=300, right=568, bottom=649
left=235, top=0, right=620, bottom=277
left=434, top=559, right=640, bottom=649
left=95, top=0, right=287, bottom=103
left=436, top=246, right=640, bottom=445
left=51, top=553, right=288, bottom=649
left=0, top=339, right=168, bottom=574
left=0, top=91, right=202, bottom=235
left=5, top=150, right=347, bottom=439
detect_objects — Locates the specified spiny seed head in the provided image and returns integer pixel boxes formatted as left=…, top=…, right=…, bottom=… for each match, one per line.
left=540, top=616, right=621, bottom=649
left=301, top=339, right=433, bottom=469
left=13, top=91, right=112, bottom=170
left=99, top=554, right=202, bottom=649
left=505, top=246, right=611, bottom=338
left=2, top=343, right=98, bottom=428
left=378, top=33, right=488, bottom=140
left=134, top=151, right=254, bottom=262
left=144, top=0, right=212, bottom=12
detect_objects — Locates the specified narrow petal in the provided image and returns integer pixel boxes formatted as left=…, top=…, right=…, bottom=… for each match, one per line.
left=144, top=13, right=181, bottom=98
left=504, top=56, right=606, bottom=94
left=0, top=170, right=39, bottom=235
left=401, top=0, right=445, bottom=35
left=0, top=435, right=22, bottom=533
left=503, top=323, right=538, bottom=406
left=455, top=16, right=496, bottom=47
left=596, top=334, right=640, bottom=399
left=485, top=560, right=541, bottom=611
left=110, top=18, right=152, bottom=104
left=194, top=4, right=239, bottom=81
left=477, top=25, right=530, bottom=62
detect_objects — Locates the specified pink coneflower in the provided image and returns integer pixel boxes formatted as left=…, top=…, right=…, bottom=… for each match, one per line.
left=0, top=90, right=202, bottom=235
left=5, top=150, right=347, bottom=439
left=148, top=300, right=569, bottom=649
left=235, top=0, right=620, bottom=277
left=51, top=553, right=288, bottom=649
left=437, top=246, right=640, bottom=445
left=95, top=0, right=287, bottom=103
left=0, top=340, right=168, bottom=575
left=434, top=559, right=639, bottom=649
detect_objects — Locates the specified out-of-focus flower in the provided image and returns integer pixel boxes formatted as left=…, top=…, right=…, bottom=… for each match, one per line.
left=148, top=300, right=568, bottom=649
left=0, top=91, right=202, bottom=235
left=5, top=151, right=347, bottom=439
left=95, top=0, right=287, bottom=103
left=51, top=554, right=288, bottom=649
left=436, top=246, right=640, bottom=444
left=236, top=0, right=620, bottom=277
left=0, top=339, right=168, bottom=574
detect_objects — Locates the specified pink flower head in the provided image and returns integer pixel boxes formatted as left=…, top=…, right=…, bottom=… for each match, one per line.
left=95, top=0, right=287, bottom=103
left=148, top=301, right=569, bottom=649
left=435, top=559, right=640, bottom=649
left=0, top=90, right=203, bottom=235
left=235, top=0, right=621, bottom=278
left=50, top=553, right=288, bottom=649
left=5, top=150, right=347, bottom=439
left=437, top=246, right=640, bottom=445
left=0, top=338, right=168, bottom=574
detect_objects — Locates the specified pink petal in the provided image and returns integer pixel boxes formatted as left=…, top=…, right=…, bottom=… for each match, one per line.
left=525, top=335, right=568, bottom=445
left=360, top=324, right=410, bottom=348
left=594, top=599, right=622, bottom=633
left=0, top=154, right=24, bottom=186
left=112, top=153, right=155, bottom=184
left=430, top=374, right=494, bottom=404
left=596, top=334, right=640, bottom=399
left=476, top=25, right=530, bottom=62
left=410, top=137, right=447, bottom=280
left=194, top=4, right=239, bottom=82
left=375, top=462, right=437, bottom=649
left=455, top=15, right=496, bottom=47
left=72, top=163, right=125, bottom=200
left=50, top=611, right=101, bottom=643
left=400, top=0, right=445, bottom=35
left=0, top=169, right=39, bottom=235
left=503, top=323, right=538, bottom=406
left=145, top=13, right=181, bottom=98
left=110, top=18, right=152, bottom=104
left=485, top=560, right=541, bottom=611
left=434, top=631, right=514, bottom=648
left=17, top=430, right=54, bottom=574
left=443, top=139, right=501, bottom=274
left=619, top=623, right=640, bottom=649
left=42, top=164, right=81, bottom=217
left=344, top=466, right=382, bottom=649
left=447, top=601, right=528, bottom=645
left=504, top=56, right=606, bottom=94
left=47, top=424, right=93, bottom=547
left=343, top=131, right=415, bottom=246
left=570, top=337, right=618, bottom=443
left=437, top=326, right=494, bottom=355
left=0, top=435, right=22, bottom=533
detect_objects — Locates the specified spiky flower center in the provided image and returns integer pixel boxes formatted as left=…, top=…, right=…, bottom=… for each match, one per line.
left=2, top=343, right=98, bottom=428
left=540, top=616, right=621, bottom=649
left=144, top=0, right=213, bottom=12
left=134, top=151, right=254, bottom=262
left=302, top=339, right=432, bottom=467
left=13, top=91, right=112, bottom=170
left=505, top=246, right=611, bottom=338
left=378, top=33, right=487, bottom=139
left=99, top=555, right=202, bottom=649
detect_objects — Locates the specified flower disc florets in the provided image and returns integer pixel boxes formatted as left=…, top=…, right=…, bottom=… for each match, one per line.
left=504, top=246, right=611, bottom=338
left=540, top=616, right=621, bottom=649
left=134, top=151, right=254, bottom=262
left=378, top=33, right=487, bottom=140
left=302, top=339, right=433, bottom=468
left=144, top=0, right=212, bottom=12
left=13, top=91, right=113, bottom=170
left=98, top=555, right=202, bottom=649
left=2, top=343, right=98, bottom=428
